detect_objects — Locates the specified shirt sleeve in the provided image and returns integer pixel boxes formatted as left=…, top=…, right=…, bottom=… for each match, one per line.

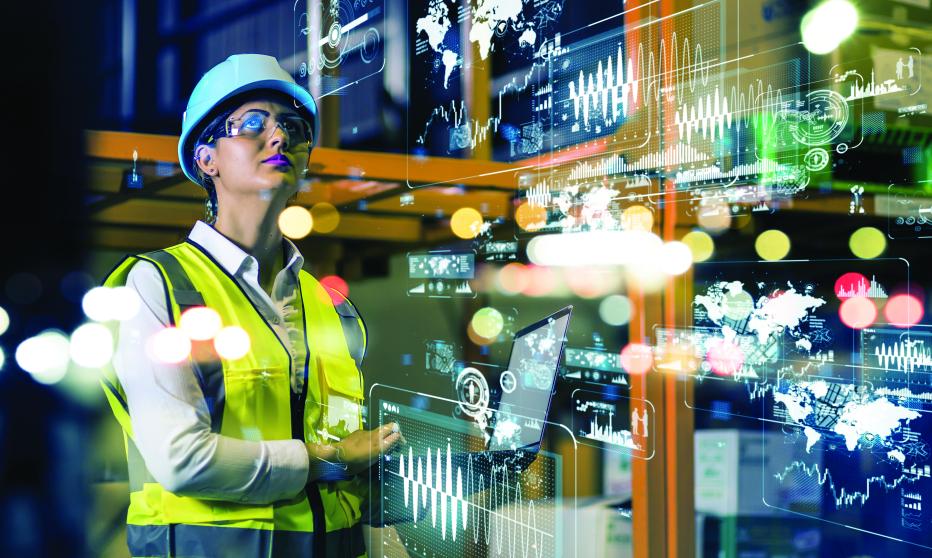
left=111, top=260, right=310, bottom=504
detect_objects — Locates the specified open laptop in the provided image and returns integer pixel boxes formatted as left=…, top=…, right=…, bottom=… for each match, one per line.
left=486, top=305, right=573, bottom=454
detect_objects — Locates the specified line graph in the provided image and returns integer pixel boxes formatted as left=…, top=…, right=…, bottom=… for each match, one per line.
left=416, top=60, right=547, bottom=152
left=774, top=460, right=921, bottom=509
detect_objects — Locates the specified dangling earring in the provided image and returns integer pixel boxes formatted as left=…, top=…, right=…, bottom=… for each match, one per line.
left=205, top=197, right=217, bottom=225
left=204, top=185, right=218, bottom=225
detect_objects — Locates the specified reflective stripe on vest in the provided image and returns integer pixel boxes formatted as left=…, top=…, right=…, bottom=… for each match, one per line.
left=127, top=522, right=366, bottom=558
left=100, top=240, right=368, bottom=556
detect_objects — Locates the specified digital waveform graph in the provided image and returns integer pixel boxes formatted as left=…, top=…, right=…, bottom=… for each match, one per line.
left=568, top=45, right=638, bottom=131
left=872, top=338, right=932, bottom=373
left=393, top=442, right=551, bottom=558
left=674, top=86, right=733, bottom=143
left=555, top=29, right=716, bottom=142
left=374, top=395, right=563, bottom=558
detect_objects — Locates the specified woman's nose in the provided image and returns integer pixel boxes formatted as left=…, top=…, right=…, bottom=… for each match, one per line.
left=267, top=124, right=289, bottom=150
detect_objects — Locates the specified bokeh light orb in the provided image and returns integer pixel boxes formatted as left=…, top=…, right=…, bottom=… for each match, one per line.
left=515, top=202, right=547, bottom=232
left=467, top=322, right=496, bottom=346
left=659, top=241, right=693, bottom=275
left=884, top=294, right=924, bottom=328
left=82, top=286, right=114, bottom=322
left=497, top=263, right=529, bottom=295
left=839, top=296, right=877, bottom=329
left=621, top=205, right=653, bottom=232
left=471, top=307, right=504, bottom=340
left=278, top=206, right=313, bottom=239
left=70, top=323, right=114, bottom=368
left=849, top=227, right=886, bottom=259
left=147, top=327, right=192, bottom=364
left=522, top=265, right=559, bottom=297
left=16, top=330, right=71, bottom=384
left=706, top=338, right=745, bottom=377
left=319, top=275, right=350, bottom=306
left=681, top=231, right=714, bottom=262
left=451, top=207, right=484, bottom=239
left=0, top=305, right=9, bottom=336
left=599, top=295, right=632, bottom=326
left=755, top=229, right=791, bottom=261
left=311, top=202, right=341, bottom=234
left=179, top=306, right=223, bottom=341
left=214, top=326, right=251, bottom=360
left=697, top=202, right=732, bottom=231
left=110, top=286, right=142, bottom=321
left=620, top=343, right=654, bottom=375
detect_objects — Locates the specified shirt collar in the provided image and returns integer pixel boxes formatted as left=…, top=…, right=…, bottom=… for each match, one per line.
left=188, top=220, right=305, bottom=279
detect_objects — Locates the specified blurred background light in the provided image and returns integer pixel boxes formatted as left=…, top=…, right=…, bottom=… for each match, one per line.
left=179, top=306, right=223, bottom=341
left=471, top=307, right=504, bottom=339
left=839, top=296, right=877, bottom=329
left=884, top=294, right=924, bottom=328
left=16, top=330, right=71, bottom=384
left=755, top=229, right=791, bottom=261
left=214, top=326, right=251, bottom=360
left=311, top=202, right=341, bottom=233
left=801, top=0, right=858, bottom=55
left=849, top=226, right=886, bottom=259
left=620, top=343, right=654, bottom=375
left=599, top=294, right=632, bottom=326
left=514, top=202, right=547, bottom=232
left=147, top=327, right=192, bottom=364
left=681, top=231, right=714, bottom=262
left=69, top=323, right=114, bottom=368
left=659, top=241, right=693, bottom=275
left=278, top=206, right=313, bottom=239
left=0, top=305, right=9, bottom=336
left=450, top=207, right=484, bottom=239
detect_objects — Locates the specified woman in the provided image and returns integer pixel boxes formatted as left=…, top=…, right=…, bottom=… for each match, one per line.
left=100, top=54, right=401, bottom=557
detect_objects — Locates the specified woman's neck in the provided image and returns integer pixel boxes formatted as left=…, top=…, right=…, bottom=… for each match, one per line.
left=213, top=193, right=286, bottom=289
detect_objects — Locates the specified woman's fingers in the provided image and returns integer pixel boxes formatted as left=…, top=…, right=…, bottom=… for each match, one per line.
left=381, top=431, right=401, bottom=451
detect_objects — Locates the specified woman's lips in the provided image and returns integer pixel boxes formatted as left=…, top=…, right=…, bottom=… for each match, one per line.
left=262, top=154, right=291, bottom=167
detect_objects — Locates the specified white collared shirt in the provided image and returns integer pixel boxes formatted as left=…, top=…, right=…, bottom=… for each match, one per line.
left=111, top=221, right=309, bottom=503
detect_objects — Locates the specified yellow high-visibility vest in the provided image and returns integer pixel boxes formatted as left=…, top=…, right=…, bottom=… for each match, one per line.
left=99, top=240, right=369, bottom=557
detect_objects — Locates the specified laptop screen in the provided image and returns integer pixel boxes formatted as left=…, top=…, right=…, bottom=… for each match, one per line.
left=487, top=306, right=572, bottom=452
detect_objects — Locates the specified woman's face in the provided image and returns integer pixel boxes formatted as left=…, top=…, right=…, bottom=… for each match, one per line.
left=197, top=99, right=311, bottom=200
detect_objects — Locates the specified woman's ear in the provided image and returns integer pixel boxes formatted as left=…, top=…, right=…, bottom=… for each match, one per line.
left=194, top=145, right=218, bottom=177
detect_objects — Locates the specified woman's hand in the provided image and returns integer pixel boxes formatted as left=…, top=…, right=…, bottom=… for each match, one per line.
left=335, top=423, right=404, bottom=474
left=305, top=423, right=404, bottom=478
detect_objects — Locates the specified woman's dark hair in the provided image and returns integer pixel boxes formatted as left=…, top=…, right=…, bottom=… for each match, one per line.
left=192, top=107, right=235, bottom=224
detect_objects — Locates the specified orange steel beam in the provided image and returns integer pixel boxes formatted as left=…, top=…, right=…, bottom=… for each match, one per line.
left=85, top=130, right=518, bottom=189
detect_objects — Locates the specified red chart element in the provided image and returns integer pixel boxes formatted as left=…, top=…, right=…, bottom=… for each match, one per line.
left=834, top=272, right=869, bottom=299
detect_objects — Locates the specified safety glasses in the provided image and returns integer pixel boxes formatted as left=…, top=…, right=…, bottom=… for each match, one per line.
left=213, top=109, right=313, bottom=149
